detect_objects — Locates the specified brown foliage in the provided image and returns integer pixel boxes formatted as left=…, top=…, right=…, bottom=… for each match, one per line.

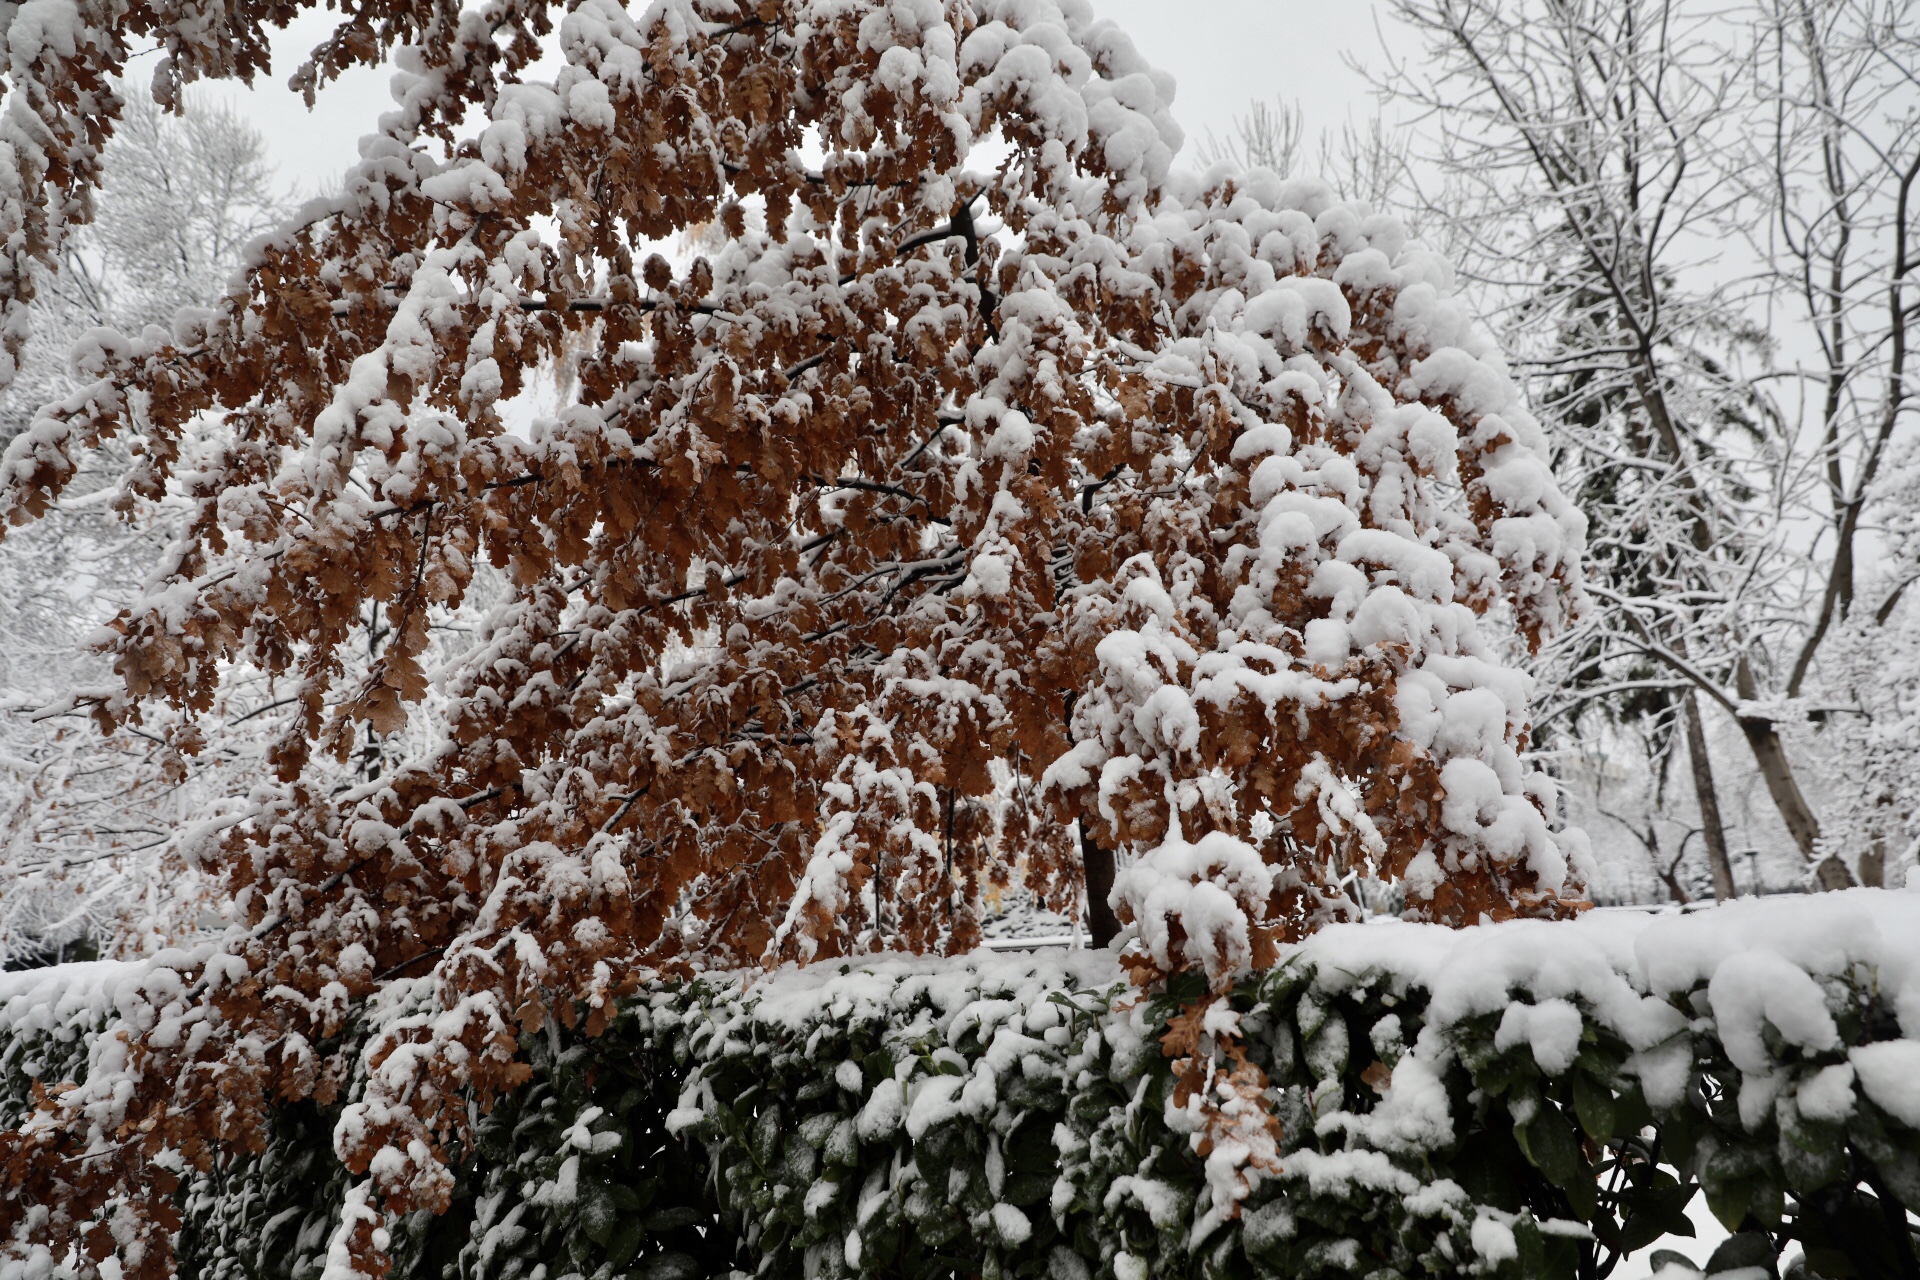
left=0, top=0, right=1588, bottom=1273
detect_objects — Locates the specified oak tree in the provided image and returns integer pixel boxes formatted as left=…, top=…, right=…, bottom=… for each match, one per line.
left=0, top=0, right=1588, bottom=1273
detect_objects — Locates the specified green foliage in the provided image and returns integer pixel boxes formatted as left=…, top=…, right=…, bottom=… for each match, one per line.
left=9, top=950, right=1919, bottom=1280
left=178, top=1099, right=351, bottom=1280
left=0, top=1016, right=93, bottom=1131
left=432, top=1009, right=734, bottom=1280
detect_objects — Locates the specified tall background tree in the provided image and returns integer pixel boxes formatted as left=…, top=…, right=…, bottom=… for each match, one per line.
left=1748, top=1, right=1920, bottom=889
left=1323, top=0, right=1920, bottom=898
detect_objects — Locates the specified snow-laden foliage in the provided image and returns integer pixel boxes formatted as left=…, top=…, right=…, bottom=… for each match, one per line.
left=653, top=891, right=1920, bottom=1280
left=0, top=0, right=1596, bottom=1274
left=0, top=96, right=285, bottom=965
left=5, top=893, right=1919, bottom=1280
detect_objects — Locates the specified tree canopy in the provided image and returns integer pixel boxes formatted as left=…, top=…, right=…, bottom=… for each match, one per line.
left=0, top=0, right=1589, bottom=1275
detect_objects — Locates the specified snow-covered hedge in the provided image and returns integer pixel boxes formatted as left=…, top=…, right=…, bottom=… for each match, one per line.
left=5, top=893, right=1920, bottom=1280
left=0, top=962, right=125, bottom=1131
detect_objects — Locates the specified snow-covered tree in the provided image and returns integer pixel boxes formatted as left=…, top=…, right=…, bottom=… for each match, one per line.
left=1200, top=98, right=1416, bottom=226
left=0, top=1, right=1588, bottom=1274
left=1747, top=1, right=1920, bottom=887
left=1372, top=0, right=1920, bottom=895
left=1799, top=449, right=1920, bottom=888
left=0, top=94, right=284, bottom=965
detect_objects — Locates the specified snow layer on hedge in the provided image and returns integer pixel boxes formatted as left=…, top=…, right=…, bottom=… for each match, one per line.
left=5, top=892, right=1920, bottom=1280
left=10, top=888, right=1917, bottom=1090
left=7, top=891, right=1920, bottom=1240
left=665, top=889, right=1920, bottom=1189
left=1300, top=889, right=1920, bottom=1113
left=642, top=890, right=1920, bottom=1279
left=707, top=887, right=1920, bottom=1058
left=701, top=947, right=1122, bottom=1035
left=669, top=888, right=1920, bottom=1211
left=0, top=960, right=140, bottom=1038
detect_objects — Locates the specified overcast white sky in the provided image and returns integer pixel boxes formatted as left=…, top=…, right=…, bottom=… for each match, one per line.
left=187, top=2, right=1397, bottom=198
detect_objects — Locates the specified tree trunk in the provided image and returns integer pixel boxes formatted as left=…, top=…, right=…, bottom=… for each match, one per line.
left=1858, top=839, right=1886, bottom=889
left=1682, top=691, right=1737, bottom=901
left=1650, top=832, right=1692, bottom=906
left=1733, top=656, right=1852, bottom=890
left=1079, top=825, right=1120, bottom=948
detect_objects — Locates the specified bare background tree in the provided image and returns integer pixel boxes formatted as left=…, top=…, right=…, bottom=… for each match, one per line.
left=1200, top=97, right=1416, bottom=219
left=0, top=95, right=285, bottom=965
left=1320, top=0, right=1918, bottom=900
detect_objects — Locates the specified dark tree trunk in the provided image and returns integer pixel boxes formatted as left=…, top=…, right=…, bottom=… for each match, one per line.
left=1733, top=656, right=1852, bottom=890
left=1859, top=839, right=1887, bottom=889
left=1079, top=825, right=1120, bottom=948
left=1682, top=691, right=1737, bottom=901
